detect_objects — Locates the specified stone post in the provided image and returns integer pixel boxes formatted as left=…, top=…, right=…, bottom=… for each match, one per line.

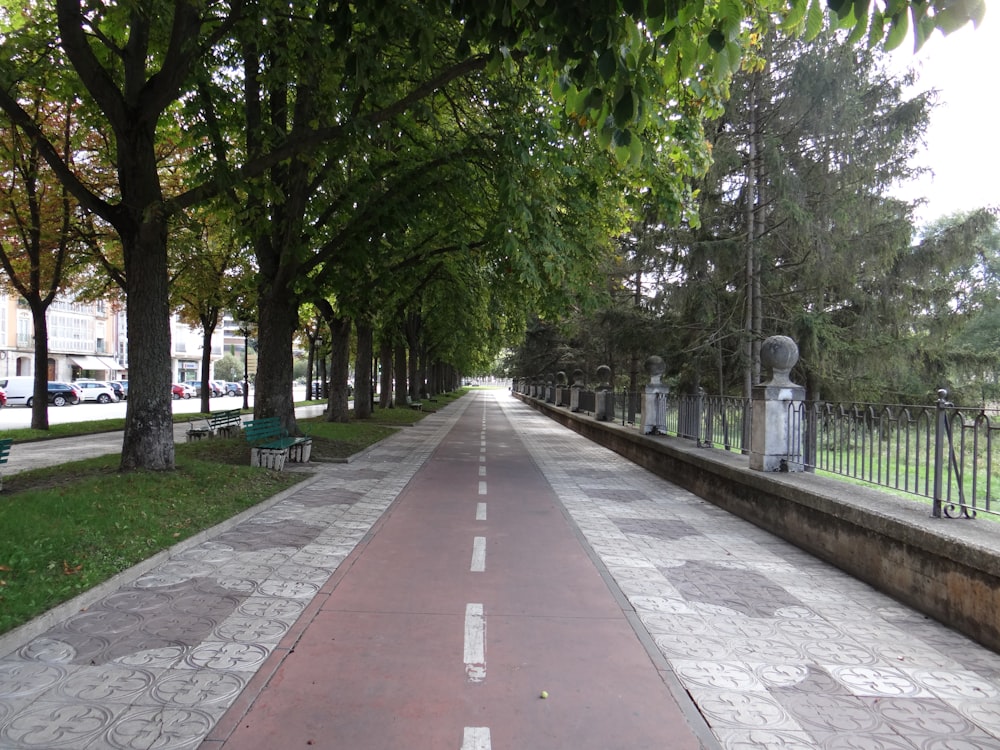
left=641, top=356, right=668, bottom=435
left=555, top=370, right=569, bottom=407
left=594, top=365, right=613, bottom=421
left=570, top=368, right=584, bottom=412
left=750, top=335, right=806, bottom=472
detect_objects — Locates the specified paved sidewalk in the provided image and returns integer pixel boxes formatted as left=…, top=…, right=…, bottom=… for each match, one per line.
left=1, top=392, right=999, bottom=749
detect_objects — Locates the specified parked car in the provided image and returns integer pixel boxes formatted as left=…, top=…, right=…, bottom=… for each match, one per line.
left=41, top=382, right=81, bottom=407
left=172, top=383, right=195, bottom=399
left=190, top=380, right=224, bottom=397
left=117, top=380, right=128, bottom=399
left=0, top=387, right=6, bottom=407
left=310, top=381, right=353, bottom=398
left=212, top=380, right=236, bottom=397
left=224, top=382, right=244, bottom=396
left=74, top=380, right=117, bottom=403
left=109, top=381, right=126, bottom=401
left=0, top=377, right=80, bottom=407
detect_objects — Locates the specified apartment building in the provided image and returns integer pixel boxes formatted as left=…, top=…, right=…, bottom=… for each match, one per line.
left=0, top=292, right=227, bottom=384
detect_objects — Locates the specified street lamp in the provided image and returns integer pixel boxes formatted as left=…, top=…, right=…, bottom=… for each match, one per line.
left=242, top=325, right=250, bottom=410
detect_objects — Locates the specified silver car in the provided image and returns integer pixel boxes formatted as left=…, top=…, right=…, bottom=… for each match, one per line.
left=74, top=380, right=117, bottom=403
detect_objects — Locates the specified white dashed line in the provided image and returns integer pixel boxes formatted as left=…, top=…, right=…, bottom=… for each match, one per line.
left=462, top=727, right=491, bottom=750
left=478, top=481, right=487, bottom=495
left=464, top=603, right=486, bottom=682
left=476, top=502, right=487, bottom=521
left=478, top=465, right=486, bottom=477
left=471, top=536, right=486, bottom=572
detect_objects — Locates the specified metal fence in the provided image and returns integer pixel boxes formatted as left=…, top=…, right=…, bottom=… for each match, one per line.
left=792, top=393, right=1000, bottom=520
left=597, top=387, right=1000, bottom=522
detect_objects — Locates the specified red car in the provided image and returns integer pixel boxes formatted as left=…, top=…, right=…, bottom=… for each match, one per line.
left=171, top=383, right=194, bottom=399
left=0, top=387, right=6, bottom=407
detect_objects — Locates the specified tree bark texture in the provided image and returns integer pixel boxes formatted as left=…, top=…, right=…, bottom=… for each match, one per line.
left=354, top=319, right=373, bottom=419
left=255, top=283, right=299, bottom=433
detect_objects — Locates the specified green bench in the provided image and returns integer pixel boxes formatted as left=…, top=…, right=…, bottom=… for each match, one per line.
left=244, top=417, right=312, bottom=470
left=187, top=409, right=243, bottom=441
left=0, top=438, right=11, bottom=491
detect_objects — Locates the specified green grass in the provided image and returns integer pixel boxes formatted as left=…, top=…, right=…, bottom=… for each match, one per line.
left=0, top=441, right=305, bottom=635
left=0, top=390, right=470, bottom=636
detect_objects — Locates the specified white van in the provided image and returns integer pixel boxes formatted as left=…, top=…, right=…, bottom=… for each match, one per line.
left=0, top=377, right=37, bottom=407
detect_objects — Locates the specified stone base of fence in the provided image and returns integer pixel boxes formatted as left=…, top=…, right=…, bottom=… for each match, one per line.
left=514, top=391, right=1000, bottom=654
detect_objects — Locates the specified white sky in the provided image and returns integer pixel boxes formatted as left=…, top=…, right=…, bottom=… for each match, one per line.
left=888, top=12, right=998, bottom=226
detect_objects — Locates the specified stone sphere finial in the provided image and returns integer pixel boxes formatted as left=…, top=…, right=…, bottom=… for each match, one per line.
left=571, top=368, right=585, bottom=387
left=556, top=371, right=567, bottom=386
left=761, top=336, right=799, bottom=386
left=645, top=355, right=666, bottom=385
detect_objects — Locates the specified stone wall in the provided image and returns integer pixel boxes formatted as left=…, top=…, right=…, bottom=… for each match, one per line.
left=515, top=392, right=1000, bottom=653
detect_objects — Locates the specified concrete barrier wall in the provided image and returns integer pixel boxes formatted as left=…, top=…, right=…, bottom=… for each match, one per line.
left=515, top=393, right=1000, bottom=653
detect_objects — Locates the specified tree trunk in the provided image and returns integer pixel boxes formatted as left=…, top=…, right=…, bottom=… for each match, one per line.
left=306, top=337, right=316, bottom=402
left=318, top=353, right=328, bottom=399
left=325, top=315, right=352, bottom=423
left=743, top=73, right=763, bottom=398
left=120, top=217, right=175, bottom=471
left=29, top=305, right=49, bottom=430
left=405, top=314, right=420, bottom=400
left=379, top=339, right=393, bottom=408
left=199, top=322, right=216, bottom=413
left=354, top=319, right=373, bottom=419
left=255, top=283, right=299, bottom=433
left=394, top=341, right=408, bottom=407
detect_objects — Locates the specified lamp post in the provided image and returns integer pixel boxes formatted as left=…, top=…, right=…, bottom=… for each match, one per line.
left=314, top=336, right=324, bottom=400
left=242, top=325, right=250, bottom=411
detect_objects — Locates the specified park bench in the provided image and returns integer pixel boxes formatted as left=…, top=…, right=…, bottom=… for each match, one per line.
left=0, top=438, right=12, bottom=491
left=244, top=417, right=312, bottom=470
left=187, top=409, right=244, bottom=441
left=405, top=396, right=423, bottom=411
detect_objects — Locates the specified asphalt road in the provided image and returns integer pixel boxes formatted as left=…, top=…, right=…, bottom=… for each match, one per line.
left=0, top=391, right=254, bottom=430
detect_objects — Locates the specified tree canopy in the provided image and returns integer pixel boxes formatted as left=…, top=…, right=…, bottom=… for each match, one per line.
left=0, top=0, right=986, bottom=469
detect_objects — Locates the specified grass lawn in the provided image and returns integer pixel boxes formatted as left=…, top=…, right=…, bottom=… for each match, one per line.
left=0, top=391, right=468, bottom=636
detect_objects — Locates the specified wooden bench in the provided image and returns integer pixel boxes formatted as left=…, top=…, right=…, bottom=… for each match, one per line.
left=0, top=438, right=11, bottom=491
left=187, top=409, right=243, bottom=441
left=244, top=417, right=312, bottom=470
left=405, top=396, right=423, bottom=411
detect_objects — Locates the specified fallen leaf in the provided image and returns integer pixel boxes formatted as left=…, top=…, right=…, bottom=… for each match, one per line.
left=62, top=561, right=83, bottom=575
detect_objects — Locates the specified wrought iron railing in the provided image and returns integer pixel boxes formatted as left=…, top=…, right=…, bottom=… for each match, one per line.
left=512, top=379, right=1000, bottom=522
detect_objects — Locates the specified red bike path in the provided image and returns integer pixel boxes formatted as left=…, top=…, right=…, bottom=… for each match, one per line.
left=204, top=394, right=708, bottom=749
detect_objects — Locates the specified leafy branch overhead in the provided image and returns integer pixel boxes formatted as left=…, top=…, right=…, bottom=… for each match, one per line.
left=0, top=0, right=986, bottom=472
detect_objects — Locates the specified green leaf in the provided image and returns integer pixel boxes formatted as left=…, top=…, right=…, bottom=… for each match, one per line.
left=805, top=0, right=825, bottom=39
left=932, top=2, right=980, bottom=34
left=827, top=0, right=850, bottom=15
left=884, top=11, right=908, bottom=50
left=613, top=88, right=636, bottom=124
left=612, top=128, right=632, bottom=148
left=597, top=48, right=617, bottom=80
left=707, top=29, right=726, bottom=52
left=781, top=0, right=809, bottom=30
left=597, top=124, right=614, bottom=149
left=628, top=134, right=643, bottom=168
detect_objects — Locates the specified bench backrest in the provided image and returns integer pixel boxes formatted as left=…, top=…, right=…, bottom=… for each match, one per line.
left=0, top=438, right=11, bottom=463
left=210, top=409, right=242, bottom=425
left=244, top=417, right=283, bottom=442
